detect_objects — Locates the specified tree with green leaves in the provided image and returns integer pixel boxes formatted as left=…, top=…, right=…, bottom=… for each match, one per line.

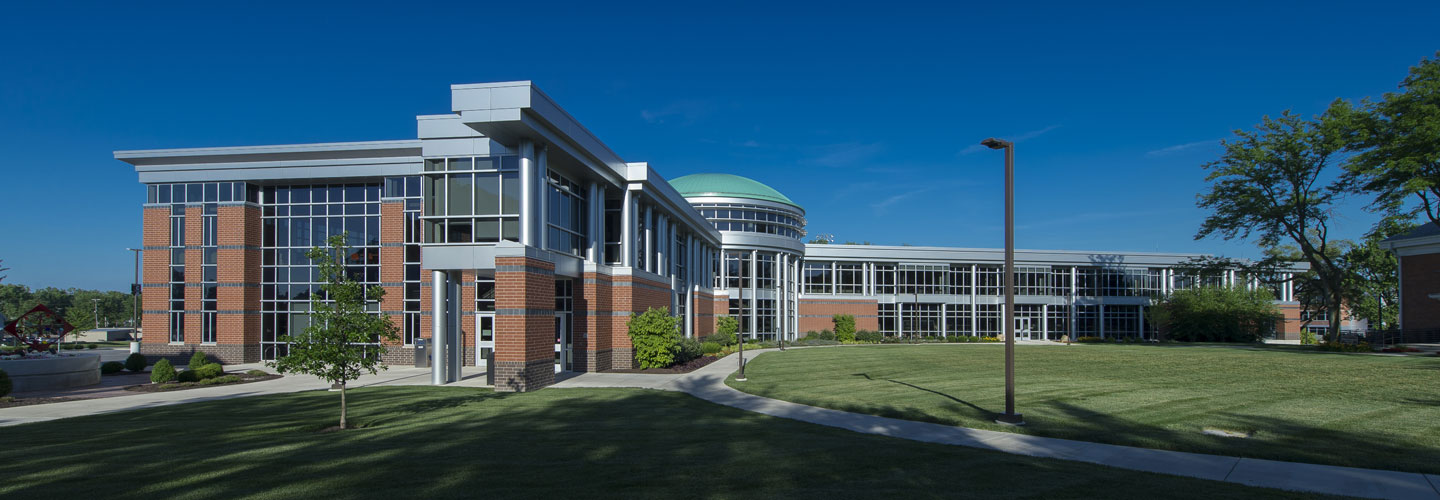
left=1196, top=110, right=1350, bottom=342
left=1332, top=52, right=1440, bottom=226
left=1340, top=218, right=1413, bottom=330
left=831, top=314, right=856, bottom=342
left=270, top=233, right=399, bottom=430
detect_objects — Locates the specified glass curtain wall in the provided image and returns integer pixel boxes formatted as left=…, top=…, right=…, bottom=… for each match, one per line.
left=422, top=156, right=520, bottom=244
left=261, top=184, right=382, bottom=360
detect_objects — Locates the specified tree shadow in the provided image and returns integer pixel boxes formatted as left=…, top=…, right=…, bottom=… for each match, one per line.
left=852, top=372, right=995, bottom=418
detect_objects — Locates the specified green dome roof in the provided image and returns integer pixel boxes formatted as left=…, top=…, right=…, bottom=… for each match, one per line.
left=669, top=173, right=800, bottom=209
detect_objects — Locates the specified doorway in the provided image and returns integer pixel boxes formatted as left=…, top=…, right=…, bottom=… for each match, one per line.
left=475, top=314, right=494, bottom=366
left=554, top=313, right=571, bottom=373
left=1015, top=318, right=1032, bottom=341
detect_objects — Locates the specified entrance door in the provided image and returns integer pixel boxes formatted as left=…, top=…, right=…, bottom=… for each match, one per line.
left=1015, top=318, right=1032, bottom=340
left=554, top=314, right=571, bottom=373
left=475, top=314, right=494, bottom=366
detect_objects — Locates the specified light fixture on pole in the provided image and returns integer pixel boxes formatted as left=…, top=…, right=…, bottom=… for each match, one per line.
left=127, top=248, right=142, bottom=352
left=982, top=137, right=1025, bottom=426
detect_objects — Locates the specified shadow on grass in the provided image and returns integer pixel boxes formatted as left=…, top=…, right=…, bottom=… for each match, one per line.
left=852, top=372, right=996, bottom=418
left=0, top=386, right=1339, bottom=500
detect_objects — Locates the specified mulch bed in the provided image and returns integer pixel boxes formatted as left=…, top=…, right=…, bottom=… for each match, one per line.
left=604, top=355, right=721, bottom=374
left=124, top=373, right=283, bottom=393
left=0, top=396, right=86, bottom=409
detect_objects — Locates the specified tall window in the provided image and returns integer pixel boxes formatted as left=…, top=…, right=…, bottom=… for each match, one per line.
left=976, top=304, right=1003, bottom=336
left=949, top=265, right=973, bottom=295
left=201, top=203, right=218, bottom=344
left=875, top=264, right=896, bottom=295
left=546, top=172, right=587, bottom=256
left=945, top=304, right=972, bottom=336
left=755, top=253, right=776, bottom=289
left=725, top=251, right=750, bottom=289
left=387, top=176, right=424, bottom=346
left=421, top=156, right=521, bottom=244
left=604, top=198, right=623, bottom=264
left=169, top=204, right=185, bottom=343
left=1075, top=305, right=1100, bottom=336
left=976, top=266, right=1002, bottom=295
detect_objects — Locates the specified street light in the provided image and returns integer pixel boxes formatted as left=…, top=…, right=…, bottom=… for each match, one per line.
left=127, top=248, right=142, bottom=351
left=982, top=137, right=1025, bottom=426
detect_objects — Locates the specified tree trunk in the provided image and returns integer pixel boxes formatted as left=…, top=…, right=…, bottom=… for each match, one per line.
left=1328, top=295, right=1343, bottom=344
left=339, top=381, right=347, bottom=430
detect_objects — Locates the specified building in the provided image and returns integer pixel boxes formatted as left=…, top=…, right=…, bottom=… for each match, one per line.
left=117, top=81, right=1309, bottom=392
left=1381, top=222, right=1440, bottom=334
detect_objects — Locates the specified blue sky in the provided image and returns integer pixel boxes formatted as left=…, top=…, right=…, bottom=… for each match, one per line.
left=2, top=1, right=1437, bottom=291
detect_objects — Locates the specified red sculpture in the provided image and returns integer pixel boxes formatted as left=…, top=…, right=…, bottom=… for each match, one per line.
left=3, top=304, right=75, bottom=353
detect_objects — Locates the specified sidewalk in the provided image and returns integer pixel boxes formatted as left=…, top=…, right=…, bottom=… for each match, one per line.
left=0, top=363, right=444, bottom=427
left=658, top=348, right=1440, bottom=500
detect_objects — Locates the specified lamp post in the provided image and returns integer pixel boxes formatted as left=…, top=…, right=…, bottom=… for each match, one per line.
left=982, top=137, right=1025, bottom=426
left=127, top=248, right=142, bottom=352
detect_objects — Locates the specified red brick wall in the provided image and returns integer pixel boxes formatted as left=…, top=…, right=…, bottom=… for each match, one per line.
left=379, top=201, right=406, bottom=347
left=141, top=206, right=169, bottom=347
left=691, top=289, right=720, bottom=338
left=1400, top=253, right=1440, bottom=331
left=1273, top=303, right=1303, bottom=340
left=493, top=256, right=556, bottom=391
left=799, top=298, right=879, bottom=333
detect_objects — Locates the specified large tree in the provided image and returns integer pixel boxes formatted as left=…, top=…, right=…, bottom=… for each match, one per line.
left=1340, top=218, right=1414, bottom=330
left=271, top=233, right=400, bottom=430
left=1333, top=52, right=1440, bottom=226
left=1196, top=111, right=1350, bottom=342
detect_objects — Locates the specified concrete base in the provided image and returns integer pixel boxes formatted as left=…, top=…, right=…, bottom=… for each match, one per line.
left=1, top=353, right=102, bottom=392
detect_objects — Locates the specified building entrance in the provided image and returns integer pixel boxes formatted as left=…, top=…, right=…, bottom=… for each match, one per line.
left=1015, top=318, right=1033, bottom=340
left=554, top=313, right=571, bottom=373
left=475, top=314, right=494, bottom=366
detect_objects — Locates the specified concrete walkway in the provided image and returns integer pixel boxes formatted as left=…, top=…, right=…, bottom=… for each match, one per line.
left=650, top=348, right=1440, bottom=500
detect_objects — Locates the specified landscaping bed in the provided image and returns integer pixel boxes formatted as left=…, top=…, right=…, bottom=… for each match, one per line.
left=605, top=354, right=720, bottom=374
left=125, top=371, right=281, bottom=392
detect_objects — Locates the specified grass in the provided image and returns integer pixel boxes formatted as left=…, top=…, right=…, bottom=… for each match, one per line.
left=726, top=344, right=1440, bottom=474
left=0, top=386, right=1331, bottom=499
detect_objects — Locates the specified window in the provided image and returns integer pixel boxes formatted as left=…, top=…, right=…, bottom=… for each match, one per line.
left=977, top=266, right=1002, bottom=295
left=949, top=265, right=973, bottom=295
left=1104, top=305, right=1141, bottom=339
left=803, top=262, right=832, bottom=294
left=976, top=304, right=1002, bottom=337
left=604, top=198, right=623, bottom=264
left=546, top=172, right=587, bottom=256
left=878, top=303, right=897, bottom=335
left=421, top=156, right=521, bottom=244
left=169, top=204, right=185, bottom=343
left=945, top=304, right=972, bottom=336
left=1047, top=305, right=1070, bottom=340
left=1075, top=305, right=1099, bottom=337
left=261, top=183, right=383, bottom=360
left=725, top=251, right=750, bottom=289
left=836, top=263, right=863, bottom=294
left=875, top=264, right=896, bottom=295
left=898, top=264, right=948, bottom=295
left=1014, top=267, right=1050, bottom=296
left=899, top=303, right=943, bottom=336
left=755, top=253, right=776, bottom=289
left=691, top=202, right=806, bottom=240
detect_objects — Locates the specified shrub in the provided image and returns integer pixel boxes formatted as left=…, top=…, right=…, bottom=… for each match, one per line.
left=188, top=351, right=211, bottom=369
left=1074, top=336, right=1105, bottom=343
left=1154, top=286, right=1281, bottom=342
left=1317, top=342, right=1373, bottom=353
left=676, top=337, right=704, bottom=364
left=245, top=369, right=269, bottom=377
left=855, top=330, right=883, bottom=343
left=0, top=369, right=10, bottom=397
left=1380, top=345, right=1422, bottom=353
left=177, top=370, right=200, bottom=383
left=150, top=359, right=177, bottom=383
left=86, top=343, right=98, bottom=350
left=715, top=316, right=740, bottom=345
left=832, top=314, right=856, bottom=342
left=101, top=361, right=125, bottom=374
left=1300, top=330, right=1318, bottom=345
left=197, top=375, right=242, bottom=386
left=701, top=341, right=721, bottom=355
left=194, top=363, right=224, bottom=379
left=627, top=307, right=681, bottom=369
left=702, top=331, right=735, bottom=346
left=125, top=352, right=148, bottom=372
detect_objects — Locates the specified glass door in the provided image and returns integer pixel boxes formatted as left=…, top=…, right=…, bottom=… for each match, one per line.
left=1015, top=318, right=1032, bottom=340
left=554, top=313, right=571, bottom=373
left=475, top=314, right=494, bottom=366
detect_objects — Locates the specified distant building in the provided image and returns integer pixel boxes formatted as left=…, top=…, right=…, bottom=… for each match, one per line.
left=116, top=81, right=1318, bottom=392
left=1381, top=222, right=1440, bottom=333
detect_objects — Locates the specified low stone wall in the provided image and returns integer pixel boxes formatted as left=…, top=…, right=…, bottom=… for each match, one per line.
left=0, top=353, right=102, bottom=392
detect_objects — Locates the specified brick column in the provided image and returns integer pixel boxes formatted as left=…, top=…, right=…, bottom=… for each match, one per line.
left=216, top=204, right=261, bottom=363
left=494, top=256, right=555, bottom=392
left=378, top=200, right=408, bottom=365
left=579, top=272, right=613, bottom=371
left=141, top=206, right=170, bottom=351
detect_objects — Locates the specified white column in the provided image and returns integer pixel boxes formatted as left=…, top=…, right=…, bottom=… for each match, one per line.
left=970, top=265, right=978, bottom=335
left=536, top=146, right=548, bottom=250
left=643, top=205, right=654, bottom=273
left=750, top=250, right=758, bottom=341
left=620, top=189, right=634, bottom=267
left=518, top=141, right=536, bottom=246
left=430, top=270, right=447, bottom=385
left=1042, top=304, right=1049, bottom=340
left=588, top=183, right=601, bottom=262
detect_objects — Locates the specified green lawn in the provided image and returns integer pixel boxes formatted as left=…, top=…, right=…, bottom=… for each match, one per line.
left=0, top=386, right=1328, bottom=499
left=726, top=344, right=1440, bottom=474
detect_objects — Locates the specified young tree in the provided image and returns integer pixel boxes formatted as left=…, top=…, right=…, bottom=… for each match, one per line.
left=1333, top=52, right=1440, bottom=226
left=716, top=315, right=739, bottom=345
left=1196, top=111, right=1350, bottom=342
left=271, top=233, right=399, bottom=430
left=831, top=314, right=856, bottom=342
left=1340, top=218, right=1414, bottom=330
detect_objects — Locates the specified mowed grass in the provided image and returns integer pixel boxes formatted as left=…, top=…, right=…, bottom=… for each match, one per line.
left=0, top=387, right=1330, bottom=499
left=727, top=344, right=1440, bottom=474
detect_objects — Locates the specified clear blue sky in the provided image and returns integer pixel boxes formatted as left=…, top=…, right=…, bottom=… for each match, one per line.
left=2, top=1, right=1437, bottom=291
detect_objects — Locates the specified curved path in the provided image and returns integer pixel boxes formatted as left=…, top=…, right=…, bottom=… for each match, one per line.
left=647, top=348, right=1440, bottom=500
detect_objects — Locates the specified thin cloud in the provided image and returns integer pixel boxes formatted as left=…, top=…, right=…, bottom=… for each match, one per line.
left=640, top=99, right=715, bottom=125
left=1145, top=139, right=1219, bottom=158
left=801, top=142, right=886, bottom=168
left=870, top=187, right=934, bottom=213
left=959, top=125, right=1061, bottom=155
